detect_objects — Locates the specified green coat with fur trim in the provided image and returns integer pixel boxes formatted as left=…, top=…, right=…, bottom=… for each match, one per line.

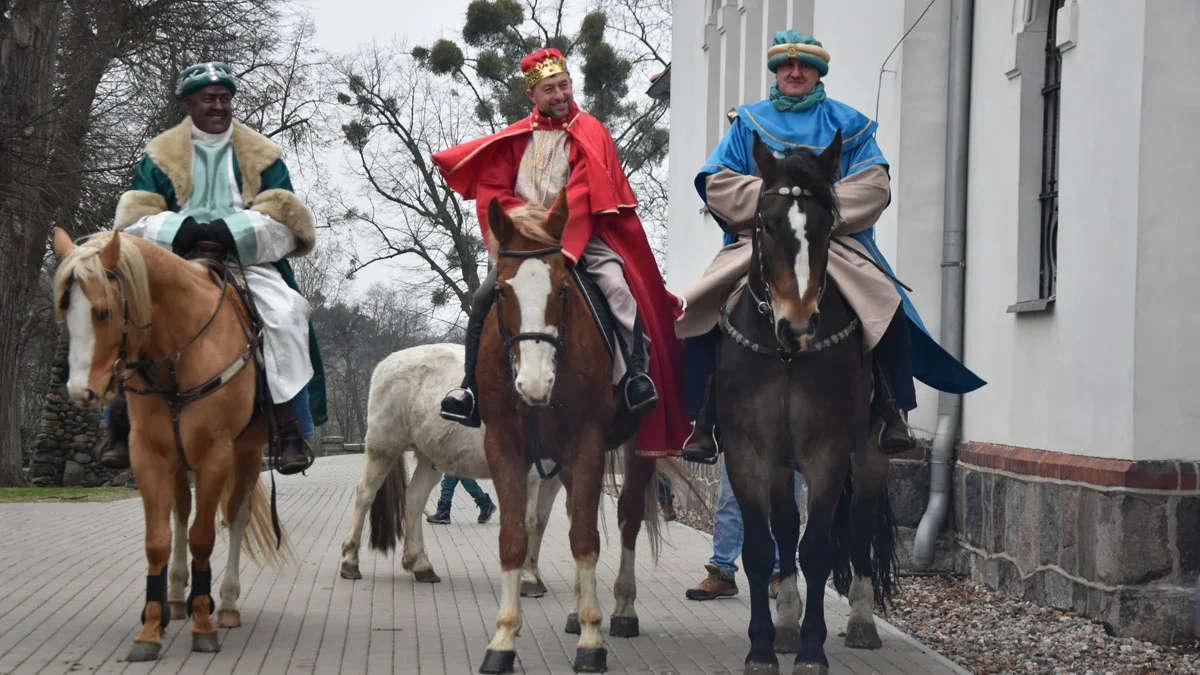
left=114, top=119, right=327, bottom=426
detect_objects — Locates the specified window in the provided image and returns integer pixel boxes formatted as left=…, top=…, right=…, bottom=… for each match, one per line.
left=1038, top=0, right=1064, bottom=300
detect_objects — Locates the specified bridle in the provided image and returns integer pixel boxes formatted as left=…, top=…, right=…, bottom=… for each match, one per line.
left=720, top=183, right=860, bottom=361
left=492, top=243, right=569, bottom=480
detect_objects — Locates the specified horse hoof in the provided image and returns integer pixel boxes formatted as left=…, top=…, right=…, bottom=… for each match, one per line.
left=169, top=601, right=188, bottom=620
left=479, top=649, right=516, bottom=674
left=521, top=579, right=547, bottom=597
left=573, top=647, right=607, bottom=673
left=609, top=615, right=639, bottom=638
left=339, top=561, right=362, bottom=580
left=790, top=663, right=829, bottom=675
left=844, top=621, right=882, bottom=649
left=126, top=641, right=161, bottom=662
left=192, top=631, right=221, bottom=653
left=773, top=625, right=802, bottom=654
left=564, top=612, right=580, bottom=635
left=217, top=609, right=241, bottom=628
left=744, top=662, right=780, bottom=675
left=413, top=568, right=442, bottom=583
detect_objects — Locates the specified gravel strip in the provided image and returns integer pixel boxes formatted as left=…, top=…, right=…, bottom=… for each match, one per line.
left=672, top=504, right=1200, bottom=674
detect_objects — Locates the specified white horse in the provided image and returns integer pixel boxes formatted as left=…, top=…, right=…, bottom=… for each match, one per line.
left=339, top=343, right=562, bottom=596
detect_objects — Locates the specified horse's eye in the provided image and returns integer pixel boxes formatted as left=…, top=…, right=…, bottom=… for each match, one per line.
left=94, top=309, right=110, bottom=322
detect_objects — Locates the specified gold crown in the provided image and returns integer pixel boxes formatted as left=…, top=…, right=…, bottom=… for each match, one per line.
left=524, top=56, right=568, bottom=89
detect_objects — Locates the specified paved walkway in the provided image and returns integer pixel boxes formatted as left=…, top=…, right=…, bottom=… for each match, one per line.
left=0, top=455, right=966, bottom=675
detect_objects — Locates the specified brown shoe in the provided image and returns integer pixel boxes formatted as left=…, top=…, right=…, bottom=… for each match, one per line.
left=769, top=572, right=781, bottom=599
left=685, top=564, right=738, bottom=601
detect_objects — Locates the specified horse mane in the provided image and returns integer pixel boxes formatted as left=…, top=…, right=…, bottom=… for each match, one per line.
left=53, top=232, right=152, bottom=328
left=778, top=150, right=840, bottom=219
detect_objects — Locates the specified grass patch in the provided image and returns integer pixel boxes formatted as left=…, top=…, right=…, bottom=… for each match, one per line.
left=0, top=487, right=139, bottom=503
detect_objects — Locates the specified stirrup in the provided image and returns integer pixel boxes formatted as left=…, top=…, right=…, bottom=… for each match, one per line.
left=681, top=422, right=720, bottom=465
left=623, top=372, right=658, bottom=416
left=439, top=387, right=477, bottom=422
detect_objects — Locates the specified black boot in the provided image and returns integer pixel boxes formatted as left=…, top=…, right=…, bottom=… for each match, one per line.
left=273, top=404, right=314, bottom=475
left=98, top=393, right=131, bottom=470
left=476, top=495, right=496, bottom=524
left=427, top=499, right=452, bottom=524
left=441, top=286, right=495, bottom=428
left=681, top=374, right=719, bottom=464
left=874, top=356, right=915, bottom=454
left=620, top=316, right=659, bottom=416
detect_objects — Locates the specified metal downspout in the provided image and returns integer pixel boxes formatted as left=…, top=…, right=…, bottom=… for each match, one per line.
left=913, top=0, right=974, bottom=568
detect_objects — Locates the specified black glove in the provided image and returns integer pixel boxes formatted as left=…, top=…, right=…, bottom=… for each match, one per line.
left=205, top=218, right=239, bottom=259
left=171, top=216, right=207, bottom=257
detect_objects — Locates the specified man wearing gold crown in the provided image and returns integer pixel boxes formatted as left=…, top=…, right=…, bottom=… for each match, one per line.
left=98, top=62, right=326, bottom=475
left=431, top=47, right=689, bottom=459
left=677, top=31, right=986, bottom=465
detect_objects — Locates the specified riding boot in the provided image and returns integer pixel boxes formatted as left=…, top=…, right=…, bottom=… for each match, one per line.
left=875, top=356, right=915, bottom=454
left=681, top=374, right=720, bottom=464
left=619, top=316, right=659, bottom=416
left=440, top=286, right=496, bottom=428
left=98, top=393, right=131, bottom=470
left=273, top=404, right=314, bottom=475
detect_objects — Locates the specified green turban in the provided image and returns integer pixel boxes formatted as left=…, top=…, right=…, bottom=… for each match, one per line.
left=176, top=62, right=237, bottom=99
left=767, top=30, right=830, bottom=77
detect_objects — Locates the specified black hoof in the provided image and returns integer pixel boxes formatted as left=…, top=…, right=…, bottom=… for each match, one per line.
left=774, top=625, right=802, bottom=654
left=844, top=621, right=882, bottom=649
left=521, top=579, right=547, bottom=597
left=192, top=631, right=221, bottom=653
left=744, top=662, right=780, bottom=675
left=413, top=568, right=442, bottom=583
left=573, top=647, right=607, bottom=673
left=126, top=641, right=161, bottom=662
left=564, top=612, right=580, bottom=635
left=479, top=649, right=516, bottom=674
left=609, top=615, right=639, bottom=638
left=790, top=663, right=829, bottom=675
left=339, top=561, right=362, bottom=580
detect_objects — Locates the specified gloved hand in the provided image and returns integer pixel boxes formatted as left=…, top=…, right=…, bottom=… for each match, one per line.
left=171, top=216, right=207, bottom=257
left=205, top=218, right=239, bottom=259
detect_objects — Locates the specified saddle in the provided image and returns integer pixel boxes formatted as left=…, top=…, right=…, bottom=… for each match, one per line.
left=569, top=261, right=619, bottom=358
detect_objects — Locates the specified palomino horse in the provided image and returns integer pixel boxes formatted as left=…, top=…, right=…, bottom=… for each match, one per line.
left=337, top=342, right=563, bottom=596
left=52, top=229, right=290, bottom=662
left=715, top=133, right=898, bottom=675
left=476, top=193, right=664, bottom=674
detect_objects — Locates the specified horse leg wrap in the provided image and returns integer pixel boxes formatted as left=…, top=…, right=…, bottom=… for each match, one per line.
left=140, top=568, right=170, bottom=628
left=186, top=562, right=213, bottom=617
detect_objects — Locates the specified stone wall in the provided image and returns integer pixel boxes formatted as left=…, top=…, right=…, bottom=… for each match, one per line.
left=887, top=443, right=963, bottom=574
left=952, top=442, right=1198, bottom=645
left=27, top=347, right=127, bottom=487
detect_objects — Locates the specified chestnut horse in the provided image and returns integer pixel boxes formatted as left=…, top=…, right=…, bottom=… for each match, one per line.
left=52, top=229, right=290, bottom=662
left=476, top=193, right=664, bottom=674
left=716, top=133, right=898, bottom=675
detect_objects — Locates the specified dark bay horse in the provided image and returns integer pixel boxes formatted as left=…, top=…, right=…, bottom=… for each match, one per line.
left=717, top=133, right=898, bottom=675
left=475, top=192, right=664, bottom=674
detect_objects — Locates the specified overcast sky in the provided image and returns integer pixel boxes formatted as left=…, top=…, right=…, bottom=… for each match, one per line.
left=299, top=0, right=475, bottom=54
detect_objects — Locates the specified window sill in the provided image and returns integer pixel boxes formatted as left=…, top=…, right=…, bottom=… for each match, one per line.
left=1006, top=297, right=1055, bottom=314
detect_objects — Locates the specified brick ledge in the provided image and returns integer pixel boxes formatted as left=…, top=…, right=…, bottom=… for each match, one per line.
left=956, top=441, right=1198, bottom=490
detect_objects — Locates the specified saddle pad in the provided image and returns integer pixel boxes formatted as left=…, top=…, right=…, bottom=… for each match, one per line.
left=569, top=263, right=618, bottom=357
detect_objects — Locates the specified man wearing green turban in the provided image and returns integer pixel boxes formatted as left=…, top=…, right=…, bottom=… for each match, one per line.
left=678, top=30, right=985, bottom=463
left=98, top=62, right=327, bottom=476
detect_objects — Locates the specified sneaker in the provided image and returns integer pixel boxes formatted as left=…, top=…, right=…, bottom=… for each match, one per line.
left=685, top=563, right=738, bottom=601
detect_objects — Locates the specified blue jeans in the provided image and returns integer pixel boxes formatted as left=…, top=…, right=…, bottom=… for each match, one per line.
left=439, top=474, right=490, bottom=505
left=288, top=388, right=315, bottom=438
left=709, top=460, right=805, bottom=578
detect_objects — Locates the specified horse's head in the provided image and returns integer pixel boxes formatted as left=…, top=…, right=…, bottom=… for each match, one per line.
left=52, top=228, right=151, bottom=409
left=487, top=191, right=571, bottom=407
left=750, top=130, right=841, bottom=353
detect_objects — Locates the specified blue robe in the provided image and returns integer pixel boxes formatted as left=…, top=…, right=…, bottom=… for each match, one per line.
left=692, top=98, right=985, bottom=403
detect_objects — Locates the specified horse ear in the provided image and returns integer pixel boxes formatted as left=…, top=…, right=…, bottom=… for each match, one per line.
left=818, top=130, right=843, bottom=180
left=52, top=226, right=75, bottom=259
left=98, top=232, right=121, bottom=271
left=752, top=131, right=777, bottom=181
left=545, top=189, right=569, bottom=241
left=487, top=197, right=514, bottom=248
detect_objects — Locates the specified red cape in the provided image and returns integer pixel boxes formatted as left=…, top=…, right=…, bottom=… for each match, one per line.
left=432, top=106, right=689, bottom=458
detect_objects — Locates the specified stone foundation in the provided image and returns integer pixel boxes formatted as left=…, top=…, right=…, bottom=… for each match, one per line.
left=952, top=442, right=1199, bottom=645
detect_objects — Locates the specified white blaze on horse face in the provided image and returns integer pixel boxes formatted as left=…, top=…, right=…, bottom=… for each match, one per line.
left=509, top=259, right=558, bottom=405
left=789, top=203, right=811, bottom=299
left=65, top=284, right=97, bottom=404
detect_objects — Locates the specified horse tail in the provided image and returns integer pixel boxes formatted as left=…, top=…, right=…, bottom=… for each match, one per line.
left=368, top=449, right=406, bottom=553
left=235, top=477, right=295, bottom=570
left=829, top=469, right=855, bottom=596
left=870, top=490, right=900, bottom=608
